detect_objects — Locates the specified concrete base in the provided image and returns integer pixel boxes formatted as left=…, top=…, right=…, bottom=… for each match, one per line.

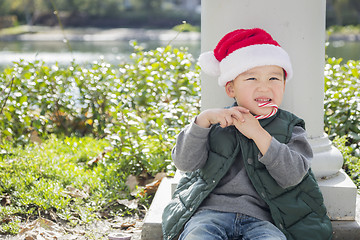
left=318, top=170, right=358, bottom=220
left=142, top=176, right=360, bottom=240
left=332, top=219, right=360, bottom=240
left=141, top=177, right=174, bottom=240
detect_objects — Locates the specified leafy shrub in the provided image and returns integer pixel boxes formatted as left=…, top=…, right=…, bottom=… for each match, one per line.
left=324, top=57, right=360, bottom=189
left=324, top=57, right=360, bottom=157
left=0, top=43, right=201, bottom=234
left=333, top=136, right=360, bottom=188
left=107, top=43, right=200, bottom=175
left=0, top=42, right=201, bottom=176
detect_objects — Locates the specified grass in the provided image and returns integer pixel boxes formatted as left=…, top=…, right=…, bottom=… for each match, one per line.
left=0, top=135, right=140, bottom=234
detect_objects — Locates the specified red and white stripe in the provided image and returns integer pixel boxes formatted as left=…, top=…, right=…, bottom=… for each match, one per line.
left=255, top=102, right=278, bottom=119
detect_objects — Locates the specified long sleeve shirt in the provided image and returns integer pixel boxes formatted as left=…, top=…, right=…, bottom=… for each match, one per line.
left=172, top=120, right=313, bottom=222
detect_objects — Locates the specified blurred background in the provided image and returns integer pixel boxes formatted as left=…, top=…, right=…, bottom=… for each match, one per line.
left=0, top=0, right=359, bottom=68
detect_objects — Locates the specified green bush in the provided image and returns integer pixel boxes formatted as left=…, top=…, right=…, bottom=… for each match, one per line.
left=0, top=43, right=201, bottom=178
left=0, top=42, right=359, bottom=235
left=0, top=43, right=201, bottom=234
left=324, top=57, right=360, bottom=157
left=0, top=41, right=200, bottom=145
left=324, top=57, right=360, bottom=189
left=333, top=136, right=360, bottom=189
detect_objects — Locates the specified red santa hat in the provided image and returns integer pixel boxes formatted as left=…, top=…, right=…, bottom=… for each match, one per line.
left=198, top=28, right=293, bottom=87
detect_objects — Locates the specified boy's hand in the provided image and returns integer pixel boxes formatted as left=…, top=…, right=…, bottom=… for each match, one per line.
left=233, top=113, right=262, bottom=139
left=195, top=107, right=250, bottom=128
left=233, top=113, right=272, bottom=155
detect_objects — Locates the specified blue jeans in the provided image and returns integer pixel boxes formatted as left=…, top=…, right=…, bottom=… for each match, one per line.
left=179, top=210, right=286, bottom=240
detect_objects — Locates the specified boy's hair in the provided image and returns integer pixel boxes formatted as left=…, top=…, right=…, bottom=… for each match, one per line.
left=283, top=69, right=287, bottom=81
left=198, top=28, right=293, bottom=87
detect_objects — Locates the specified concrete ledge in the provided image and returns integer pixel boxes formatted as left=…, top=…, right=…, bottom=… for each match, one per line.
left=332, top=218, right=360, bottom=240
left=141, top=177, right=173, bottom=240
left=142, top=177, right=360, bottom=240
left=318, top=170, right=358, bottom=220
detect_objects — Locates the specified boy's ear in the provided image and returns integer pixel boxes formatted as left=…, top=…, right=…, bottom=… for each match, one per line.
left=225, top=81, right=235, bottom=98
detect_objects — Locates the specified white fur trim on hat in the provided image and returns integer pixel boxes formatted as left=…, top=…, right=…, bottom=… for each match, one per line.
left=217, top=44, right=293, bottom=87
left=198, top=51, right=221, bottom=77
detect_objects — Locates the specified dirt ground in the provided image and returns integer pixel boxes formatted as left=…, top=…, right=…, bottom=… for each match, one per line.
left=1, top=215, right=143, bottom=240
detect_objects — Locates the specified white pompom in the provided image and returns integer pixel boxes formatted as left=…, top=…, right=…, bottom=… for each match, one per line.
left=198, top=51, right=220, bottom=77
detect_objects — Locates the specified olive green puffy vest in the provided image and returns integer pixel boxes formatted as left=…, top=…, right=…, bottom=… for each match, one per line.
left=162, top=109, right=332, bottom=240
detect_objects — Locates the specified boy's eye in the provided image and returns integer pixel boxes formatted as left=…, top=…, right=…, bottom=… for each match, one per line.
left=270, top=77, right=280, bottom=81
left=246, top=77, right=256, bottom=81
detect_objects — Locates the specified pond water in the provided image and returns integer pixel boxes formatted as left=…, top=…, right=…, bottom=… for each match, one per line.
left=0, top=39, right=358, bottom=70
left=326, top=41, right=360, bottom=61
left=0, top=40, right=201, bottom=69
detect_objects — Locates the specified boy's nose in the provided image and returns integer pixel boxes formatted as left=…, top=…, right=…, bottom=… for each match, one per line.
left=257, top=82, right=271, bottom=91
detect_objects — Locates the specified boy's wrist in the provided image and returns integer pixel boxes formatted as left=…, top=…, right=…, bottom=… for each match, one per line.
left=195, top=114, right=211, bottom=128
left=253, top=128, right=272, bottom=155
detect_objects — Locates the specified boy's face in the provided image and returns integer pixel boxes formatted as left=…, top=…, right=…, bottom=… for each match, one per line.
left=225, top=65, right=286, bottom=116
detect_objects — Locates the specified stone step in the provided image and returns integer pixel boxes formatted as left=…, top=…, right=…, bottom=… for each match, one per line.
left=142, top=177, right=360, bottom=240
left=141, top=177, right=174, bottom=240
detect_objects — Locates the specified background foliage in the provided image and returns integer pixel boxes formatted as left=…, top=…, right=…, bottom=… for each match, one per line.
left=324, top=57, right=360, bottom=188
left=0, top=44, right=359, bottom=235
left=0, top=42, right=200, bottom=146
left=0, top=0, right=201, bottom=28
left=324, top=57, right=360, bottom=156
left=1, top=0, right=360, bottom=28
left=0, top=43, right=200, bottom=234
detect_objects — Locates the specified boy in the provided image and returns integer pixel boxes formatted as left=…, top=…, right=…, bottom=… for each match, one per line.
left=162, top=28, right=332, bottom=240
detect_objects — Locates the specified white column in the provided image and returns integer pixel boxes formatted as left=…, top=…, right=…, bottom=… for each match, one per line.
left=201, top=0, right=357, bottom=220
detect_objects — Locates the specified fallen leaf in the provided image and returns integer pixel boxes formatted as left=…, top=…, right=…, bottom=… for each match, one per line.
left=117, top=199, right=138, bottom=210
left=30, top=130, right=42, bottom=145
left=87, top=147, right=113, bottom=166
left=125, top=175, right=139, bottom=191
left=121, top=222, right=135, bottom=229
left=154, top=172, right=167, bottom=181
left=141, top=179, right=161, bottom=196
left=19, top=217, right=66, bottom=240
left=63, top=186, right=89, bottom=199
left=0, top=194, right=11, bottom=206
left=137, top=171, right=154, bottom=186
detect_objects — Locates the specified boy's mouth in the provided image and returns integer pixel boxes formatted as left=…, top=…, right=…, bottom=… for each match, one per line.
left=255, top=98, right=272, bottom=104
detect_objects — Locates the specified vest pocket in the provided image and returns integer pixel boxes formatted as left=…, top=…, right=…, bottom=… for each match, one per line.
left=177, top=177, right=208, bottom=209
left=286, top=210, right=332, bottom=240
left=300, top=192, right=327, bottom=217
left=272, top=190, right=313, bottom=228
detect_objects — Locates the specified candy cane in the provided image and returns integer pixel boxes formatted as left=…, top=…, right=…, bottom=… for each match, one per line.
left=255, top=102, right=278, bottom=119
